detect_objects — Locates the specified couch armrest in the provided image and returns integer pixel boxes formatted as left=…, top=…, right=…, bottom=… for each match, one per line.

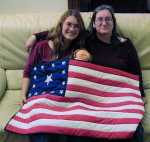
left=0, top=68, right=6, bottom=99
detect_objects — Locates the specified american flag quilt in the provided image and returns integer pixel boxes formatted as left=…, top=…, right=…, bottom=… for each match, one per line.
left=5, top=58, right=144, bottom=139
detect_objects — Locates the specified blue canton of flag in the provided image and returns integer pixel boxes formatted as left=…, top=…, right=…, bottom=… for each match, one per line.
left=27, top=58, right=69, bottom=98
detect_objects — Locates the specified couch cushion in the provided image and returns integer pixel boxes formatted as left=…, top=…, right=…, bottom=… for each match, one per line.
left=0, top=68, right=6, bottom=99
left=0, top=132, right=30, bottom=142
left=0, top=132, right=29, bottom=142
left=0, top=13, right=62, bottom=70
left=116, top=14, right=150, bottom=69
left=0, top=90, right=21, bottom=131
left=0, top=14, right=150, bottom=70
left=143, top=89, right=150, bottom=128
left=6, top=70, right=23, bottom=90
left=142, top=70, right=150, bottom=89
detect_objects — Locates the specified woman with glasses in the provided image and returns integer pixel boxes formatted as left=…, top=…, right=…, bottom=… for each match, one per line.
left=84, top=4, right=145, bottom=142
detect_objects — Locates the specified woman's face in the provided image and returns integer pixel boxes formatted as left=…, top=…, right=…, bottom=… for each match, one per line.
left=94, top=9, right=114, bottom=36
left=62, top=16, right=80, bottom=41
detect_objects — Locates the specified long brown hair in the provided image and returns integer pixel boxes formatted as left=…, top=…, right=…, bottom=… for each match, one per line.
left=88, top=5, right=117, bottom=36
left=48, top=9, right=86, bottom=58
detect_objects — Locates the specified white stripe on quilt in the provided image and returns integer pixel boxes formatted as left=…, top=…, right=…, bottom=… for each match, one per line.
left=9, top=119, right=138, bottom=132
left=69, top=65, right=139, bottom=86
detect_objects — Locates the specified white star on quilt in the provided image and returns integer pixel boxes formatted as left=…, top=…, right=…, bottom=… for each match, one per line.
left=62, top=81, right=65, bottom=85
left=34, top=92, right=38, bottom=95
left=45, top=74, right=53, bottom=85
left=33, top=67, right=37, bottom=71
left=52, top=63, right=55, bottom=67
left=59, top=90, right=64, bottom=94
left=33, top=75, right=37, bottom=80
left=28, top=93, right=32, bottom=97
left=41, top=65, right=44, bottom=69
left=62, top=61, right=66, bottom=65
left=62, top=70, right=66, bottom=74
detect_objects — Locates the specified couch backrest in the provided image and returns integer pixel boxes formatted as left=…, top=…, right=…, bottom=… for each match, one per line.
left=0, top=13, right=150, bottom=90
left=0, top=13, right=62, bottom=70
left=0, top=13, right=150, bottom=68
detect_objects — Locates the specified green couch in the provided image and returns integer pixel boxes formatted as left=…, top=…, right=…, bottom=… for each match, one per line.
left=0, top=13, right=150, bottom=142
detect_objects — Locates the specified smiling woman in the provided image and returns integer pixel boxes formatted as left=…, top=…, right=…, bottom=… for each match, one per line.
left=84, top=4, right=145, bottom=142
left=6, top=9, right=86, bottom=142
left=62, top=16, right=80, bottom=41
left=94, top=10, right=114, bottom=39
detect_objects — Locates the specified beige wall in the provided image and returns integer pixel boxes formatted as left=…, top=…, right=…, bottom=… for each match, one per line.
left=0, top=0, right=68, bottom=13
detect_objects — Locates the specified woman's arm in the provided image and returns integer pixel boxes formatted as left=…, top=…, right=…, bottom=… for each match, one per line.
left=22, top=40, right=54, bottom=104
left=22, top=41, right=41, bottom=103
left=126, top=39, right=145, bottom=97
left=25, top=35, right=36, bottom=52
left=25, top=31, right=49, bottom=52
left=21, top=77, right=30, bottom=104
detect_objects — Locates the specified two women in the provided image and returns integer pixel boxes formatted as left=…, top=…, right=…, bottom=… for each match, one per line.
left=8, top=5, right=144, bottom=142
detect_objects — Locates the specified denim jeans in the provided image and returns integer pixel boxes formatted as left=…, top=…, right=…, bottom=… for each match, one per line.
left=29, top=133, right=68, bottom=142
left=29, top=133, right=49, bottom=142
left=133, top=123, right=144, bottom=142
left=29, top=123, right=144, bottom=142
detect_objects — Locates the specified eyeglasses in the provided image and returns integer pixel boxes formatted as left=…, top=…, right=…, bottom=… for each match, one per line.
left=95, top=17, right=113, bottom=25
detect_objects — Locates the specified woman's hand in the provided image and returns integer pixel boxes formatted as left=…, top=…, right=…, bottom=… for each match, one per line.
left=25, top=35, right=36, bottom=52
left=21, top=92, right=27, bottom=105
left=19, top=77, right=30, bottom=105
left=16, top=92, right=27, bottom=106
